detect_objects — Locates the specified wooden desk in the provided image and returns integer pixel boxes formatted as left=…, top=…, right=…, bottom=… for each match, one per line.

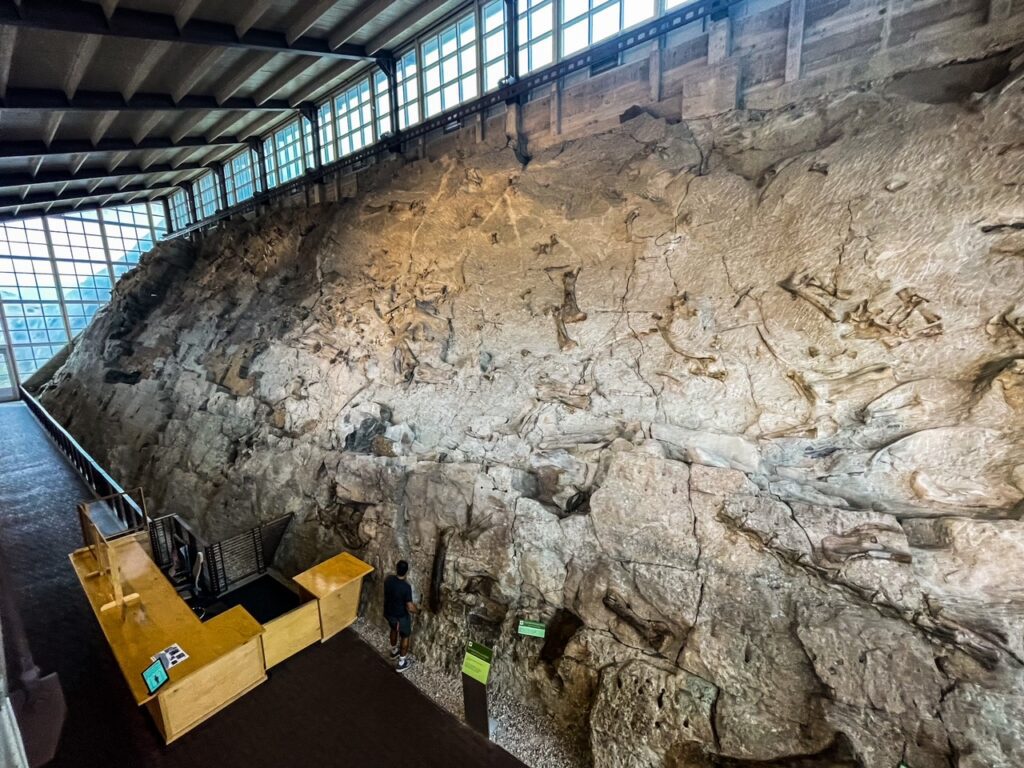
left=293, top=552, right=373, bottom=641
left=70, top=538, right=266, bottom=744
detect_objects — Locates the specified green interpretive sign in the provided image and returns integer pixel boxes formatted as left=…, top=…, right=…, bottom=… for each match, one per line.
left=518, top=620, right=546, bottom=638
left=462, top=641, right=493, bottom=685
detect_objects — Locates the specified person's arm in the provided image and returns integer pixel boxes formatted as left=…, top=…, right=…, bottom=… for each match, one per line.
left=406, top=583, right=418, bottom=614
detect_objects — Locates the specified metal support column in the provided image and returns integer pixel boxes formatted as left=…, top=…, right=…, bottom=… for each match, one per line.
left=214, top=162, right=229, bottom=209
left=249, top=139, right=269, bottom=194
left=39, top=217, right=73, bottom=344
left=376, top=52, right=400, bottom=141
left=161, top=197, right=173, bottom=235
left=181, top=182, right=199, bottom=224
left=503, top=0, right=519, bottom=85
left=300, top=103, right=322, bottom=172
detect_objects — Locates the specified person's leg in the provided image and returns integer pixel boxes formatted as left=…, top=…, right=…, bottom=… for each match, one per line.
left=387, top=617, right=399, bottom=657
left=396, top=616, right=413, bottom=671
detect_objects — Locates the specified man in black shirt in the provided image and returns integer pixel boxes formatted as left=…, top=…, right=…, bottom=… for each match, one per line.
left=383, top=560, right=417, bottom=672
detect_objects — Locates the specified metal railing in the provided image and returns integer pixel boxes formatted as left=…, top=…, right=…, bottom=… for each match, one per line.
left=20, top=385, right=148, bottom=533
left=206, top=514, right=293, bottom=595
left=21, top=385, right=294, bottom=598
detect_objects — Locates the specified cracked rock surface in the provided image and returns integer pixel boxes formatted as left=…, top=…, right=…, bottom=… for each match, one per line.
left=39, top=80, right=1024, bottom=767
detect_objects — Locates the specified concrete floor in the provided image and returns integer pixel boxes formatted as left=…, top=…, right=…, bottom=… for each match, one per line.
left=0, top=401, right=524, bottom=768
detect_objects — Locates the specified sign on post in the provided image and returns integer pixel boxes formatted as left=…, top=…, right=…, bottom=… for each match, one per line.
left=461, top=641, right=493, bottom=737
left=517, top=620, right=546, bottom=638
left=461, top=641, right=493, bottom=684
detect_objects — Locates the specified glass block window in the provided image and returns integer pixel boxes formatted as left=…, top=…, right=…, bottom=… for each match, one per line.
left=481, top=1, right=507, bottom=91
left=273, top=120, right=305, bottom=184
left=224, top=150, right=257, bottom=206
left=196, top=171, right=221, bottom=219
left=518, top=0, right=555, bottom=73
left=318, top=101, right=336, bottom=164
left=334, top=78, right=374, bottom=157
left=0, top=202, right=166, bottom=379
left=561, top=0, right=653, bottom=57
left=169, top=188, right=191, bottom=230
left=421, top=13, right=478, bottom=119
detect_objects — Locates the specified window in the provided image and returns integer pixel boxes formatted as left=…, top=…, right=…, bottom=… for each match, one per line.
left=421, top=14, right=478, bottom=119
left=263, top=137, right=279, bottom=188
left=151, top=203, right=167, bottom=240
left=302, top=115, right=317, bottom=170
left=481, top=1, right=508, bottom=91
left=196, top=171, right=221, bottom=219
left=224, top=151, right=257, bottom=206
left=318, top=101, right=336, bottom=164
left=169, top=188, right=191, bottom=230
left=374, top=49, right=420, bottom=135
left=373, top=69, right=392, bottom=137
left=561, top=0, right=654, bottom=57
left=396, top=50, right=420, bottom=128
left=0, top=202, right=166, bottom=379
left=273, top=120, right=305, bottom=184
left=334, top=78, right=374, bottom=157
left=518, top=0, right=555, bottom=73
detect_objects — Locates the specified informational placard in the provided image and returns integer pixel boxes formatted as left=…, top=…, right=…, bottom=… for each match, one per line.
left=461, top=641, right=493, bottom=685
left=518, top=620, right=546, bottom=638
left=152, top=644, right=188, bottom=669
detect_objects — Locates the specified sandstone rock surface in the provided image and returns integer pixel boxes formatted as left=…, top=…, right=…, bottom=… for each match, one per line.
left=39, top=77, right=1024, bottom=766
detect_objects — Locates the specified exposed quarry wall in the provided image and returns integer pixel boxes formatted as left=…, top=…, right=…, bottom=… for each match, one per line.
left=39, top=45, right=1024, bottom=768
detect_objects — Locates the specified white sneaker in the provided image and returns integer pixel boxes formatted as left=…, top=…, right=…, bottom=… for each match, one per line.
left=396, top=658, right=412, bottom=673
left=389, top=647, right=400, bottom=658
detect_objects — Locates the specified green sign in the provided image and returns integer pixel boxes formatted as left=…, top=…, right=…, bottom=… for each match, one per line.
left=518, top=620, right=546, bottom=638
left=462, top=641, right=493, bottom=685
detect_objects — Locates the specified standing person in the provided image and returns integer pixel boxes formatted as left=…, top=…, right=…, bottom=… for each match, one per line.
left=383, top=560, right=417, bottom=673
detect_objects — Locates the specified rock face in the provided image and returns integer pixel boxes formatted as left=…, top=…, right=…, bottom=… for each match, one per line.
left=39, top=77, right=1024, bottom=767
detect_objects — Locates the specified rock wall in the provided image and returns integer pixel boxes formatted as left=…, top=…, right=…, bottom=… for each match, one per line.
left=39, top=72, right=1024, bottom=766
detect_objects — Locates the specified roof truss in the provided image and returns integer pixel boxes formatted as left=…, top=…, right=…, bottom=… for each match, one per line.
left=0, top=0, right=372, bottom=60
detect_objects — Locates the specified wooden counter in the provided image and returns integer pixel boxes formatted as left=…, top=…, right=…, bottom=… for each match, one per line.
left=293, top=552, right=373, bottom=641
left=70, top=537, right=266, bottom=743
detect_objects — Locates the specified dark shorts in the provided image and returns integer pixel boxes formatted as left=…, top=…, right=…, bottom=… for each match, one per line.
left=385, top=614, right=412, bottom=638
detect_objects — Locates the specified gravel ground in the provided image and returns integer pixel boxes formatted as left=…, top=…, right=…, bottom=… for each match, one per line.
left=353, top=618, right=590, bottom=768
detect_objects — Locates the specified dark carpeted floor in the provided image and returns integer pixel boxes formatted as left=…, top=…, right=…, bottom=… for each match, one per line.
left=0, top=402, right=525, bottom=768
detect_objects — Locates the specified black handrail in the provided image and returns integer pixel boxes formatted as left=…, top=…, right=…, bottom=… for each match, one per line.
left=20, top=385, right=148, bottom=533
left=21, top=384, right=293, bottom=598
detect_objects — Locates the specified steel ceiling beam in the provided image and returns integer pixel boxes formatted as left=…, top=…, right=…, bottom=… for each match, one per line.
left=0, top=87, right=294, bottom=111
left=0, top=0, right=372, bottom=60
left=0, top=161, right=207, bottom=188
left=0, top=193, right=166, bottom=222
left=0, top=134, right=246, bottom=160
left=0, top=179, right=178, bottom=209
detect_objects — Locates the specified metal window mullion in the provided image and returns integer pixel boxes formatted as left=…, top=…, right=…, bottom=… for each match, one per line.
left=97, top=209, right=117, bottom=295
left=146, top=199, right=158, bottom=242
left=474, top=2, right=484, bottom=103
left=41, top=216, right=74, bottom=345
left=0, top=297, right=21, bottom=395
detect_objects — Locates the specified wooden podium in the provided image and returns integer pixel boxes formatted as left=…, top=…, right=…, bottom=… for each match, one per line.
left=293, top=552, right=374, bottom=641
left=69, top=539, right=266, bottom=744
